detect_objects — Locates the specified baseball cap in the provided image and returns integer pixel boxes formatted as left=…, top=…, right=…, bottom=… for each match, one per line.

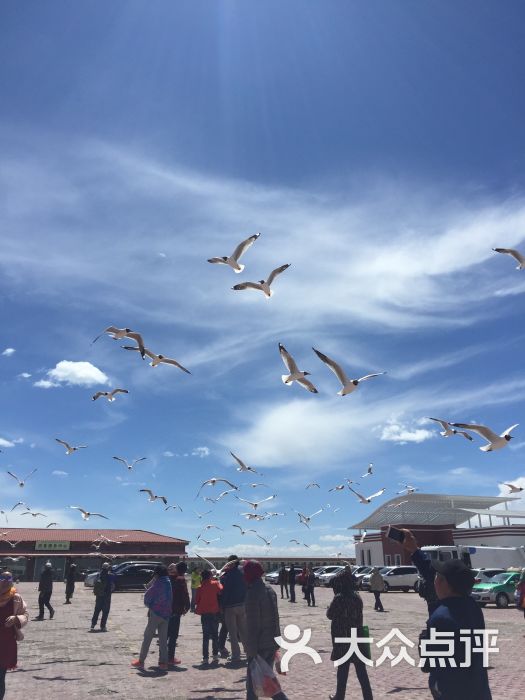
left=431, top=559, right=475, bottom=595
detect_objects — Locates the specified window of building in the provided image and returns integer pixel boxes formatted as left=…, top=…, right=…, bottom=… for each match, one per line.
left=385, top=554, right=391, bottom=566
left=394, top=554, right=401, bottom=566
left=360, top=550, right=365, bottom=565
left=366, top=550, right=371, bottom=565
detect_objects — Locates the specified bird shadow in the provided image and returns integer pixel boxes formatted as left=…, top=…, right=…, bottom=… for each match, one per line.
left=385, top=687, right=428, bottom=694
left=32, top=675, right=82, bottom=682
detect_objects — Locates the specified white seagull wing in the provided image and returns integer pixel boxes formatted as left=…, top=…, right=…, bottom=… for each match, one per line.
left=278, top=343, right=299, bottom=374
left=312, top=348, right=349, bottom=387
left=231, top=232, right=260, bottom=261
left=266, top=263, right=291, bottom=286
left=357, top=372, right=386, bottom=383
left=450, top=423, right=499, bottom=442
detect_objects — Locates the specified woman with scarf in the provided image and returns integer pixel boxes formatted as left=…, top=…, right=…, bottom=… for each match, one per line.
left=131, top=565, right=172, bottom=670
left=0, top=569, right=28, bottom=699
left=327, top=567, right=373, bottom=700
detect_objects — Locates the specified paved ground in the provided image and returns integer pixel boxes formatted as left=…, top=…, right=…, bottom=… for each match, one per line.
left=5, top=582, right=523, bottom=699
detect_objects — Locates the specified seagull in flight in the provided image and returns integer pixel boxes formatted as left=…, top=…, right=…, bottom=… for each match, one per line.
left=21, top=511, right=46, bottom=518
left=295, top=508, right=323, bottom=529
left=10, top=502, right=28, bottom=512
left=113, top=456, right=147, bottom=471
left=92, top=388, right=129, bottom=402
left=46, top=522, right=59, bottom=528
left=232, top=263, right=291, bottom=298
left=196, top=478, right=238, bottom=499
left=348, top=486, right=386, bottom=504
left=240, top=512, right=267, bottom=521
left=387, top=500, right=409, bottom=509
left=449, top=422, right=518, bottom=452
left=207, top=232, right=260, bottom=273
left=70, top=506, right=109, bottom=521
left=278, top=343, right=318, bottom=393
left=3, top=540, right=22, bottom=549
left=235, top=494, right=276, bottom=510
left=139, top=489, right=168, bottom=505
left=92, top=326, right=146, bottom=359
left=122, top=346, right=191, bottom=373
left=492, top=247, right=525, bottom=270
left=305, top=482, right=320, bottom=489
left=7, top=469, right=37, bottom=488
left=243, top=482, right=272, bottom=489
left=502, top=482, right=524, bottom=494
left=328, top=484, right=346, bottom=492
left=397, top=484, right=418, bottom=495
left=230, top=452, right=258, bottom=474
left=361, top=464, right=373, bottom=478
left=196, top=535, right=221, bottom=545
left=232, top=525, right=257, bottom=535
left=427, top=418, right=474, bottom=441
left=312, top=348, right=386, bottom=396
left=56, top=438, right=87, bottom=455
left=253, top=533, right=277, bottom=547
left=359, top=531, right=368, bottom=543
left=165, top=503, right=183, bottom=512
left=194, top=510, right=212, bottom=519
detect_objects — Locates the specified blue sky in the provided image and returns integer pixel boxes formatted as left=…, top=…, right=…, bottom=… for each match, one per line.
left=1, top=1, right=525, bottom=558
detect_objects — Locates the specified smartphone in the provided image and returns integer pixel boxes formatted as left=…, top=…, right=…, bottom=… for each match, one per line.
left=386, top=525, right=405, bottom=544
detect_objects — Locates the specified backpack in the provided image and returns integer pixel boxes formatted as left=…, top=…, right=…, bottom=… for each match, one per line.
left=93, top=578, right=106, bottom=596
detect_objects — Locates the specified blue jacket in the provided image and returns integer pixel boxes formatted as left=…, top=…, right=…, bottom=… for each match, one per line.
left=426, top=596, right=492, bottom=700
left=220, top=566, right=246, bottom=608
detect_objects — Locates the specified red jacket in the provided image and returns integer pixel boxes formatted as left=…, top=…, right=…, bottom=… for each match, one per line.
left=169, top=575, right=190, bottom=615
left=195, top=579, right=223, bottom=615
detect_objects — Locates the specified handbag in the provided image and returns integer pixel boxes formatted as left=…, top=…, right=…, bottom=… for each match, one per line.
left=249, top=655, right=282, bottom=698
left=358, top=625, right=371, bottom=660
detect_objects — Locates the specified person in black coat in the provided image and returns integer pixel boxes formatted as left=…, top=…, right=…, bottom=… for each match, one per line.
left=36, top=562, right=54, bottom=620
left=65, top=563, right=77, bottom=604
left=288, top=564, right=296, bottom=603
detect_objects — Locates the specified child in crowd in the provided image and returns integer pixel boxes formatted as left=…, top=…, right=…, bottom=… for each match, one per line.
left=195, top=569, right=223, bottom=664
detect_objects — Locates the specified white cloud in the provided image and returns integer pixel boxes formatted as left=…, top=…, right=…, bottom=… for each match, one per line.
left=33, top=379, right=59, bottom=389
left=0, top=437, right=15, bottom=448
left=380, top=417, right=435, bottom=445
left=35, top=360, right=109, bottom=389
left=163, top=450, right=175, bottom=458
left=2, top=348, right=15, bottom=356
left=18, top=372, right=31, bottom=379
left=192, top=446, right=210, bottom=458
left=51, top=470, right=68, bottom=477
left=319, top=534, right=354, bottom=543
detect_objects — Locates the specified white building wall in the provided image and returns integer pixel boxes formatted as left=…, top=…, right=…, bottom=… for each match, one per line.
left=355, top=539, right=384, bottom=566
left=454, top=527, right=525, bottom=548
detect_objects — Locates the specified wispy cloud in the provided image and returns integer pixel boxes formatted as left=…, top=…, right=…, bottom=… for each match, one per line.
left=1, top=348, right=15, bottom=357
left=191, top=446, right=210, bottom=458
left=51, top=470, right=68, bottom=477
left=380, top=417, right=435, bottom=445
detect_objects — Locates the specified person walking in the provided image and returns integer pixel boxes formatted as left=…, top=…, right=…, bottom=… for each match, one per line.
left=36, top=561, right=54, bottom=620
left=369, top=568, right=384, bottom=612
left=190, top=566, right=201, bottom=612
left=243, top=559, right=289, bottom=700
left=288, top=563, right=296, bottom=603
left=131, top=565, right=172, bottom=670
left=423, top=558, right=493, bottom=700
left=64, top=563, right=77, bottom=604
left=278, top=562, right=289, bottom=600
left=195, top=569, right=223, bottom=664
left=220, top=554, right=247, bottom=663
left=90, top=562, right=115, bottom=631
left=167, top=561, right=190, bottom=666
left=0, top=570, right=28, bottom=700
left=515, top=568, right=525, bottom=619
left=327, top=568, right=373, bottom=700
left=304, top=566, right=316, bottom=607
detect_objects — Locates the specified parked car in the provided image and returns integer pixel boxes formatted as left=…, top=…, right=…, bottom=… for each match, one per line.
left=353, top=566, right=374, bottom=588
left=264, top=570, right=280, bottom=585
left=471, top=571, right=521, bottom=608
left=313, top=565, right=345, bottom=586
left=317, top=565, right=347, bottom=587
left=84, top=561, right=161, bottom=589
left=361, top=566, right=419, bottom=592
left=471, top=568, right=507, bottom=584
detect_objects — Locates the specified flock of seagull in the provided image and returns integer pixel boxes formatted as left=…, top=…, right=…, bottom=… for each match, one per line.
left=1, top=235, right=524, bottom=561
